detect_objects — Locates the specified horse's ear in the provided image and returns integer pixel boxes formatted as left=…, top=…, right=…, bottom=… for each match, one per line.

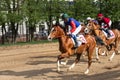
left=56, top=21, right=60, bottom=26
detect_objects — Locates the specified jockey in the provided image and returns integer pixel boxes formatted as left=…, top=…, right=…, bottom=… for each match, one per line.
left=97, top=13, right=112, bottom=38
left=86, top=17, right=98, bottom=24
left=61, top=13, right=82, bottom=48
left=86, top=17, right=92, bottom=22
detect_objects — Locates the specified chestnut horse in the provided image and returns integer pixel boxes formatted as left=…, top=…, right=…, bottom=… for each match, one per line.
left=85, top=21, right=120, bottom=61
left=48, top=24, right=96, bottom=74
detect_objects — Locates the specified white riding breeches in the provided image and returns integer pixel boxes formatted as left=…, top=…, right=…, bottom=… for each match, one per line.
left=109, top=20, right=112, bottom=27
left=72, top=25, right=82, bottom=35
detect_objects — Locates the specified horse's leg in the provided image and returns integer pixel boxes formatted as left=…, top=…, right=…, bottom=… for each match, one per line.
left=81, top=51, right=87, bottom=60
left=109, top=52, right=115, bottom=61
left=95, top=47, right=99, bottom=61
left=57, top=58, right=61, bottom=72
left=109, top=40, right=118, bottom=61
left=60, top=59, right=68, bottom=66
left=114, top=40, right=119, bottom=54
left=84, top=48, right=94, bottom=74
left=68, top=53, right=81, bottom=71
left=109, top=47, right=115, bottom=61
left=57, top=53, right=69, bottom=72
left=100, top=46, right=108, bottom=56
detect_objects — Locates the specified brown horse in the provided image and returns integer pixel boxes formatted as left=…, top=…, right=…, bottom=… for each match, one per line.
left=85, top=21, right=120, bottom=61
left=48, top=24, right=96, bottom=74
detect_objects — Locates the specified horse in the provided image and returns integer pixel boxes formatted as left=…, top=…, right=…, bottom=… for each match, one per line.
left=85, top=21, right=120, bottom=61
left=48, top=23, right=96, bottom=74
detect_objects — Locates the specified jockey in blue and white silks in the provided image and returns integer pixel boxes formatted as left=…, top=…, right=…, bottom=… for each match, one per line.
left=61, top=13, right=82, bottom=48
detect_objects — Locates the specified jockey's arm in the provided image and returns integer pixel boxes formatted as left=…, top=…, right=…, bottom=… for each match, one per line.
left=103, top=18, right=110, bottom=28
left=104, top=24, right=109, bottom=28
left=70, top=21, right=76, bottom=33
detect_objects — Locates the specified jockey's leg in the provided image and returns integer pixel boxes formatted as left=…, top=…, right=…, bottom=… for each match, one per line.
left=72, top=25, right=82, bottom=48
left=71, top=34, right=78, bottom=48
left=105, top=29, right=111, bottom=37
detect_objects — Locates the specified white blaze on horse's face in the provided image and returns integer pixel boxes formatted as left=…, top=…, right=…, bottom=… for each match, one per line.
left=48, top=27, right=55, bottom=41
left=84, top=23, right=91, bottom=33
left=84, top=27, right=90, bottom=34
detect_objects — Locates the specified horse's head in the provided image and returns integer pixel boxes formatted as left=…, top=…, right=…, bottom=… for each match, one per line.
left=48, top=24, right=65, bottom=41
left=84, top=22, right=93, bottom=34
left=84, top=22, right=100, bottom=35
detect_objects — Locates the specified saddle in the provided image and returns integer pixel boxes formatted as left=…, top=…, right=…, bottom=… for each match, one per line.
left=71, top=35, right=87, bottom=47
left=102, top=30, right=115, bottom=39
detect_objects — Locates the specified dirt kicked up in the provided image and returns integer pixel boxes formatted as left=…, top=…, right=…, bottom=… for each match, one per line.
left=0, top=42, right=119, bottom=80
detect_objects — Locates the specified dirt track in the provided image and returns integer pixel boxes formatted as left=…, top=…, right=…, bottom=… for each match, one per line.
left=0, top=42, right=119, bottom=80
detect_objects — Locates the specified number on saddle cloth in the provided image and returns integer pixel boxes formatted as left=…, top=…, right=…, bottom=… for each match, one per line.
left=69, top=34, right=87, bottom=46
left=77, top=35, right=87, bottom=43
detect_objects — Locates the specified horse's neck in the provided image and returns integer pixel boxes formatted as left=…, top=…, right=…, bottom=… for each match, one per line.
left=58, top=35, right=69, bottom=52
left=58, top=35, right=67, bottom=46
left=94, top=29, right=100, bottom=36
left=92, top=23, right=100, bottom=36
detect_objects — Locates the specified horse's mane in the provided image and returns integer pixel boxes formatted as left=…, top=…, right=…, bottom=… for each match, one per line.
left=91, top=21, right=100, bottom=29
left=53, top=21, right=66, bottom=33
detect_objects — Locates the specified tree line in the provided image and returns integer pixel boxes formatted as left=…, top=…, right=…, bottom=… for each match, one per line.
left=0, top=0, right=120, bottom=44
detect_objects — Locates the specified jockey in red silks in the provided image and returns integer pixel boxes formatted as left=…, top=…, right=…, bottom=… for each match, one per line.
left=97, top=13, right=112, bottom=38
left=61, top=13, right=82, bottom=48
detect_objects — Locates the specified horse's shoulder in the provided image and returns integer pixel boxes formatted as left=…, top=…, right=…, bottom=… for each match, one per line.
left=84, top=35, right=91, bottom=40
left=65, top=35, right=73, bottom=42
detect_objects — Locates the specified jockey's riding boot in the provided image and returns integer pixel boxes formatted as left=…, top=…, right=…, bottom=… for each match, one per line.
left=105, top=29, right=111, bottom=38
left=74, top=40, right=78, bottom=48
left=73, top=35, right=78, bottom=48
left=107, top=33, right=111, bottom=38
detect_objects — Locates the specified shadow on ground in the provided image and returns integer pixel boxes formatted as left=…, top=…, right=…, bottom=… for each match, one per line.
left=0, top=68, right=119, bottom=80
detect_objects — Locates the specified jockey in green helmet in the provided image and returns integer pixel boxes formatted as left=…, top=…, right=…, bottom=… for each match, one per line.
left=61, top=13, right=82, bottom=48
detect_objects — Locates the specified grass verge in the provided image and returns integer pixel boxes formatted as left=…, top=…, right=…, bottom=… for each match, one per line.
left=0, top=40, right=57, bottom=47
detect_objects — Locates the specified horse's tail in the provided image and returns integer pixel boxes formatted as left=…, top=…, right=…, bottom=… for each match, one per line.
left=107, top=29, right=120, bottom=51
left=111, top=21, right=120, bottom=30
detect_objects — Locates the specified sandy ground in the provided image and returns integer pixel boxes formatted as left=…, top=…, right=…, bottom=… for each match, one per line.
left=0, top=42, right=119, bottom=80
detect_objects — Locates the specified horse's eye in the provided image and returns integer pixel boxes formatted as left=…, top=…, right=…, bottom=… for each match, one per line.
left=53, top=29, right=56, bottom=32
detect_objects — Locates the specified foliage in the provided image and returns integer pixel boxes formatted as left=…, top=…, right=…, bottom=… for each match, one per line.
left=93, top=0, right=120, bottom=21
left=73, top=0, right=98, bottom=21
left=0, top=0, right=120, bottom=25
left=0, top=0, right=120, bottom=44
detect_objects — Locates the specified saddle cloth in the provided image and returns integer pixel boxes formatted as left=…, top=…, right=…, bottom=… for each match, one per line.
left=102, top=30, right=115, bottom=39
left=71, top=35, right=87, bottom=46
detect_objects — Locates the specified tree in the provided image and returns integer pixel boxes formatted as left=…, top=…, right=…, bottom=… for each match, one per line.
left=0, top=0, right=120, bottom=44
left=4, top=0, right=24, bottom=43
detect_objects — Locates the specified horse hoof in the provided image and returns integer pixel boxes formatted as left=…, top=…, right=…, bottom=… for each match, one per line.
left=57, top=70, right=60, bottom=73
left=96, top=58, right=99, bottom=61
left=57, top=69, right=60, bottom=72
left=84, top=71, right=89, bottom=74
left=108, top=59, right=112, bottom=61
left=67, top=69, right=70, bottom=72
left=84, top=69, right=89, bottom=74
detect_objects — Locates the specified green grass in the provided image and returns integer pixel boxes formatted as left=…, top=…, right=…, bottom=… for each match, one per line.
left=0, top=40, right=58, bottom=47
